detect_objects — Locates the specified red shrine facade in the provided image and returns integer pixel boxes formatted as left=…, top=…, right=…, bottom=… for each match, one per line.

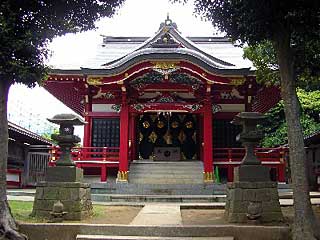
left=45, top=17, right=285, bottom=183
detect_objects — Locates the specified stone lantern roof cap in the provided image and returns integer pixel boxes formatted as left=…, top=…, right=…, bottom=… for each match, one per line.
left=232, top=112, right=266, bottom=125
left=47, top=114, right=86, bottom=126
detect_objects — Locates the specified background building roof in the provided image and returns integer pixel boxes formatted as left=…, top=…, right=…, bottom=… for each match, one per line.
left=8, top=121, right=53, bottom=145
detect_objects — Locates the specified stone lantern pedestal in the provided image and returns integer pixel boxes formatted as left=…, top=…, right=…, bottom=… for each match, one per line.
left=225, top=112, right=283, bottom=223
left=32, top=114, right=92, bottom=221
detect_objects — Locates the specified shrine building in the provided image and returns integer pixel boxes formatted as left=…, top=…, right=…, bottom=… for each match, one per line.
left=45, top=17, right=285, bottom=183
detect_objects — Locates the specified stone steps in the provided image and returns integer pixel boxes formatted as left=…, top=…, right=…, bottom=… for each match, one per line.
left=91, top=194, right=226, bottom=203
left=19, top=223, right=290, bottom=240
left=128, top=161, right=203, bottom=185
left=76, top=235, right=234, bottom=240
left=7, top=185, right=297, bottom=201
left=127, top=179, right=202, bottom=185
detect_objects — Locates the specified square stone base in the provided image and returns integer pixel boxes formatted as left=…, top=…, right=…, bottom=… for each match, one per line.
left=31, top=182, right=92, bottom=221
left=234, top=165, right=270, bottom=182
left=225, top=181, right=283, bottom=223
left=46, top=166, right=83, bottom=182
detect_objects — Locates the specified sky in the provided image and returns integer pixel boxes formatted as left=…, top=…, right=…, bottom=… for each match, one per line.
left=7, top=0, right=222, bottom=137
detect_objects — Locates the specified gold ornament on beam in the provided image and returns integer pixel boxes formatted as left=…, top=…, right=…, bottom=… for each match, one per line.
left=229, top=78, right=246, bottom=86
left=152, top=61, right=180, bottom=75
left=87, top=76, right=103, bottom=85
left=152, top=61, right=179, bottom=70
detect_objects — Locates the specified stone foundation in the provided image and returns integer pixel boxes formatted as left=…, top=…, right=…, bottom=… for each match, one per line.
left=46, top=166, right=83, bottom=182
left=225, top=181, right=283, bottom=223
left=31, top=182, right=92, bottom=220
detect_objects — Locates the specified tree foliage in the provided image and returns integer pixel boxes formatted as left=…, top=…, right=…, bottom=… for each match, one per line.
left=41, top=128, right=59, bottom=145
left=0, top=0, right=125, bottom=86
left=243, top=41, right=320, bottom=147
left=262, top=89, right=320, bottom=147
left=0, top=1, right=125, bottom=239
left=243, top=41, right=279, bottom=85
left=243, top=40, right=320, bottom=90
left=187, top=0, right=319, bottom=45
left=178, top=0, right=320, bottom=239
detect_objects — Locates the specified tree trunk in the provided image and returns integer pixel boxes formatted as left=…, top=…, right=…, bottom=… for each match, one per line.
left=273, top=28, right=320, bottom=240
left=0, top=79, right=27, bottom=240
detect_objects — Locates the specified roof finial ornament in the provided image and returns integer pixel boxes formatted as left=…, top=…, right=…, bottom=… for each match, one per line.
left=158, top=15, right=178, bottom=31
left=165, top=13, right=172, bottom=26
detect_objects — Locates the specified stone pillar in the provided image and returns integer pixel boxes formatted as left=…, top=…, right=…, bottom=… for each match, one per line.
left=117, top=93, right=129, bottom=183
left=225, top=112, right=283, bottom=223
left=32, top=114, right=93, bottom=221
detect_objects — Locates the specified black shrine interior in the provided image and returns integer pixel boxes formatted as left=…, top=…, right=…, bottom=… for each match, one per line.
left=138, top=113, right=199, bottom=160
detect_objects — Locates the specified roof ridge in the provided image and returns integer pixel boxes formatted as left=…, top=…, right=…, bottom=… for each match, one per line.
left=102, top=17, right=235, bottom=68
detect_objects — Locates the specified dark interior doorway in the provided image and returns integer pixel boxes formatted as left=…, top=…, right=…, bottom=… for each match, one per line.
left=137, top=113, right=199, bottom=161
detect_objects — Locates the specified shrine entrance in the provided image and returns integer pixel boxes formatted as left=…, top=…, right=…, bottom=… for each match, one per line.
left=137, top=113, right=200, bottom=161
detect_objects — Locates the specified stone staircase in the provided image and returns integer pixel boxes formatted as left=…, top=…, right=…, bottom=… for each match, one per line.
left=128, top=161, right=204, bottom=185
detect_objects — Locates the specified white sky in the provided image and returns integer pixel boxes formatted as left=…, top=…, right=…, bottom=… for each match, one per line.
left=48, top=0, right=218, bottom=69
left=8, top=0, right=221, bottom=135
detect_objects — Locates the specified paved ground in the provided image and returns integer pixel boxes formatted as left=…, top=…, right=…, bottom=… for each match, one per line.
left=130, top=204, right=182, bottom=225
left=8, top=189, right=320, bottom=229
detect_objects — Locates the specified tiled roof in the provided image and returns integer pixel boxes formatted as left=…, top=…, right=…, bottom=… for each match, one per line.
left=8, top=121, right=53, bottom=145
left=252, top=86, right=281, bottom=113
left=304, top=130, right=320, bottom=145
left=51, top=17, right=253, bottom=71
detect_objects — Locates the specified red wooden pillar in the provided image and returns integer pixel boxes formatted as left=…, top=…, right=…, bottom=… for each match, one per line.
left=227, top=166, right=234, bottom=182
left=198, top=114, right=204, bottom=162
left=83, top=94, right=92, bottom=147
left=83, top=92, right=91, bottom=173
left=117, top=93, right=129, bottom=182
left=203, top=88, right=214, bottom=183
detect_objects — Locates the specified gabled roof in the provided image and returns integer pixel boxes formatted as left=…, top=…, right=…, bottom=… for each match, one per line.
left=95, top=16, right=251, bottom=75
left=104, top=16, right=234, bottom=68
left=50, top=16, right=253, bottom=72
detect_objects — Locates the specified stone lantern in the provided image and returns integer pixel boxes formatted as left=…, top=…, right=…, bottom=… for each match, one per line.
left=45, top=114, right=86, bottom=182
left=231, top=112, right=270, bottom=182
left=32, top=114, right=93, bottom=221
left=48, top=114, right=85, bottom=167
left=224, top=112, right=283, bottom=223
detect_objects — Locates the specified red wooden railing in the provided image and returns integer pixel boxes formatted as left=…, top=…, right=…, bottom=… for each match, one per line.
left=50, top=146, right=120, bottom=182
left=214, top=147, right=287, bottom=164
left=214, top=147, right=287, bottom=182
left=49, top=146, right=287, bottom=182
left=50, top=146, right=120, bottom=162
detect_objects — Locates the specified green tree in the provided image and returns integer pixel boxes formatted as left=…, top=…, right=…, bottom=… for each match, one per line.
left=244, top=40, right=320, bottom=148
left=0, top=1, right=124, bottom=239
left=180, top=0, right=320, bottom=239
left=41, top=129, right=60, bottom=145
left=262, top=90, right=320, bottom=147
left=243, top=41, right=320, bottom=146
left=243, top=40, right=320, bottom=90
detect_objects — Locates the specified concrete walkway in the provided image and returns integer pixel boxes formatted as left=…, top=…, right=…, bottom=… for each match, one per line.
left=130, top=204, right=182, bottom=225
left=7, top=194, right=320, bottom=207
